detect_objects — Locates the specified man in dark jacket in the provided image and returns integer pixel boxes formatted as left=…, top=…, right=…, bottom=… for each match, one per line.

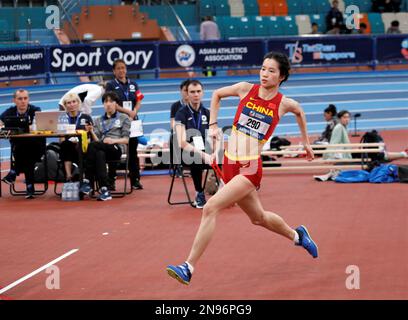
left=0, top=89, right=45, bottom=198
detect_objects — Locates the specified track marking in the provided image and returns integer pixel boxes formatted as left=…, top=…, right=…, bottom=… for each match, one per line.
left=0, top=248, right=79, bottom=295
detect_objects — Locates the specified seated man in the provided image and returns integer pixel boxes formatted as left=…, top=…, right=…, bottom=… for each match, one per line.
left=0, top=89, right=45, bottom=199
left=174, top=80, right=212, bottom=209
left=79, top=91, right=130, bottom=201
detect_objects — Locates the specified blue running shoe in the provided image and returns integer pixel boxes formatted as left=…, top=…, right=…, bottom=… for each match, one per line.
left=79, top=179, right=92, bottom=195
left=166, top=263, right=192, bottom=285
left=97, top=187, right=112, bottom=201
left=195, top=191, right=206, bottom=209
left=2, top=170, right=16, bottom=185
left=295, top=225, right=318, bottom=258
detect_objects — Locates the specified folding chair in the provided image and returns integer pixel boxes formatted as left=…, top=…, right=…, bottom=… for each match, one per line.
left=9, top=148, right=48, bottom=197
left=167, top=163, right=212, bottom=207
left=92, top=145, right=132, bottom=198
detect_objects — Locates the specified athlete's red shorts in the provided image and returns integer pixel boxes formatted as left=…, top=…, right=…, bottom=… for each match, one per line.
left=222, top=154, right=263, bottom=189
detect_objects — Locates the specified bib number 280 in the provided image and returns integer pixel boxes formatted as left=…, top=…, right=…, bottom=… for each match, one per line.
left=246, top=118, right=261, bottom=130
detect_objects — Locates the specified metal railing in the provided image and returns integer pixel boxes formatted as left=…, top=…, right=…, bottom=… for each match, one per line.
left=164, top=0, right=191, bottom=41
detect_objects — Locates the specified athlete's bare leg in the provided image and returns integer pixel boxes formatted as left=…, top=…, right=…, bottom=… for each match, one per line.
left=186, top=175, right=255, bottom=266
left=237, top=189, right=295, bottom=240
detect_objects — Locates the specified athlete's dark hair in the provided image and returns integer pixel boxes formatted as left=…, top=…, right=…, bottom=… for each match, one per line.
left=180, top=79, right=191, bottom=90
left=112, top=59, right=126, bottom=69
left=187, top=79, right=203, bottom=91
left=324, top=104, right=337, bottom=116
left=263, top=51, right=291, bottom=85
left=102, top=91, right=121, bottom=104
left=337, top=110, right=350, bottom=119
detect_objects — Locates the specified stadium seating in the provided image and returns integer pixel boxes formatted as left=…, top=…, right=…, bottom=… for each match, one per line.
left=251, top=16, right=270, bottom=36
left=296, top=15, right=312, bottom=34
left=368, top=13, right=385, bottom=34
left=229, top=0, right=245, bottom=16
left=214, top=0, right=231, bottom=16
left=257, top=0, right=274, bottom=16
left=243, top=0, right=259, bottom=16
left=273, top=0, right=289, bottom=15
left=310, top=13, right=327, bottom=33
left=200, top=0, right=215, bottom=16
left=396, top=12, right=408, bottom=33
left=286, top=0, right=303, bottom=15
left=314, top=0, right=331, bottom=14
left=238, top=16, right=254, bottom=37
left=266, top=16, right=285, bottom=36
left=281, top=15, right=299, bottom=35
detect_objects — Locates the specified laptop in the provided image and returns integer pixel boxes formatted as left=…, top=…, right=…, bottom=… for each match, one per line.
left=35, top=111, right=65, bottom=132
left=1, top=116, right=29, bottom=134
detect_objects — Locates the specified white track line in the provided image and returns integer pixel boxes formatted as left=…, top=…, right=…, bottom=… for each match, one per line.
left=0, top=248, right=79, bottom=295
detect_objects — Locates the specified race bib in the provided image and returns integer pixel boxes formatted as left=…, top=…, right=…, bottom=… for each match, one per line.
left=193, top=136, right=205, bottom=150
left=236, top=104, right=273, bottom=140
left=130, top=119, right=143, bottom=138
left=123, top=101, right=132, bottom=111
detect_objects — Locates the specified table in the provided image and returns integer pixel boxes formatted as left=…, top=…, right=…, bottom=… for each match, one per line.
left=0, top=131, right=84, bottom=198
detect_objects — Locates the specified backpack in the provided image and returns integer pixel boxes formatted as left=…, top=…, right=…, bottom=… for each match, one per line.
left=34, top=142, right=66, bottom=183
left=334, top=170, right=370, bottom=183
left=360, top=130, right=385, bottom=163
left=368, top=164, right=399, bottom=183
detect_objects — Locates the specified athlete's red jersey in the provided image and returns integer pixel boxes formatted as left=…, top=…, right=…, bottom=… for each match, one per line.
left=232, top=84, right=283, bottom=143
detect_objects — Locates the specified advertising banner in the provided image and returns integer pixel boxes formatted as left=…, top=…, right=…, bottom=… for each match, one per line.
left=49, top=43, right=157, bottom=73
left=0, top=48, right=46, bottom=77
left=268, top=36, right=374, bottom=65
left=376, top=34, right=408, bottom=63
left=159, top=40, right=264, bottom=68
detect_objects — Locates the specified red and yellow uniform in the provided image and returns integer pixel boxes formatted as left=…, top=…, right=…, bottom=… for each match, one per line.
left=223, top=84, right=283, bottom=188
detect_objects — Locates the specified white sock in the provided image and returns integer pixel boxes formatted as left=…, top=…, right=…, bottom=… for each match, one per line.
left=293, top=231, right=300, bottom=245
left=401, top=151, right=407, bottom=158
left=185, top=261, right=194, bottom=274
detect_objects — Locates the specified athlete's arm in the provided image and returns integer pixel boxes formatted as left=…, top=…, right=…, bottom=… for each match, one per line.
left=209, top=82, right=252, bottom=129
left=280, top=97, right=314, bottom=161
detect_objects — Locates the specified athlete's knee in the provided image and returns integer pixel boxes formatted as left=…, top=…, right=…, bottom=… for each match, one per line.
left=202, top=200, right=218, bottom=218
left=250, top=211, right=265, bottom=226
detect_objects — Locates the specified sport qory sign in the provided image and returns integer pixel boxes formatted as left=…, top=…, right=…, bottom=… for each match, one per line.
left=49, top=43, right=156, bottom=72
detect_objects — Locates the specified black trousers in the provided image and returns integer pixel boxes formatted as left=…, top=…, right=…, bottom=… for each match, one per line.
left=11, top=137, right=45, bottom=185
left=85, top=141, right=122, bottom=188
left=190, top=163, right=205, bottom=193
left=128, top=137, right=140, bottom=183
left=60, top=140, right=79, bottom=163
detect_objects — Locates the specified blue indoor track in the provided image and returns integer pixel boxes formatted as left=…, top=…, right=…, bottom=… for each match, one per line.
left=1, top=70, right=408, bottom=161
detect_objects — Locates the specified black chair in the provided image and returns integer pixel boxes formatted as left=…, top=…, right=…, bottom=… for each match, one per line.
left=92, top=145, right=132, bottom=198
left=9, top=150, right=48, bottom=197
left=167, top=163, right=217, bottom=207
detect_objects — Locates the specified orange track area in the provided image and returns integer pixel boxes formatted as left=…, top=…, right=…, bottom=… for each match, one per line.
left=0, top=130, right=407, bottom=300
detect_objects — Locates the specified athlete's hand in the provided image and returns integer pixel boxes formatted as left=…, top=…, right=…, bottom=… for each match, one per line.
left=304, top=144, right=314, bottom=161
left=209, top=126, right=222, bottom=141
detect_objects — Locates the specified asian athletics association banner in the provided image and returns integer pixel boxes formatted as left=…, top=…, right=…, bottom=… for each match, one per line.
left=158, top=40, right=265, bottom=68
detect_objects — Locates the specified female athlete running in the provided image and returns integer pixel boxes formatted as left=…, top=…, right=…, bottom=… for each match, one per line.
left=167, top=52, right=318, bottom=285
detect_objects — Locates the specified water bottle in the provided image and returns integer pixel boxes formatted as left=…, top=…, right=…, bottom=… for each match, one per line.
left=72, top=182, right=80, bottom=201
left=31, top=117, right=37, bottom=132
left=58, top=114, right=69, bottom=133
left=66, top=183, right=73, bottom=201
